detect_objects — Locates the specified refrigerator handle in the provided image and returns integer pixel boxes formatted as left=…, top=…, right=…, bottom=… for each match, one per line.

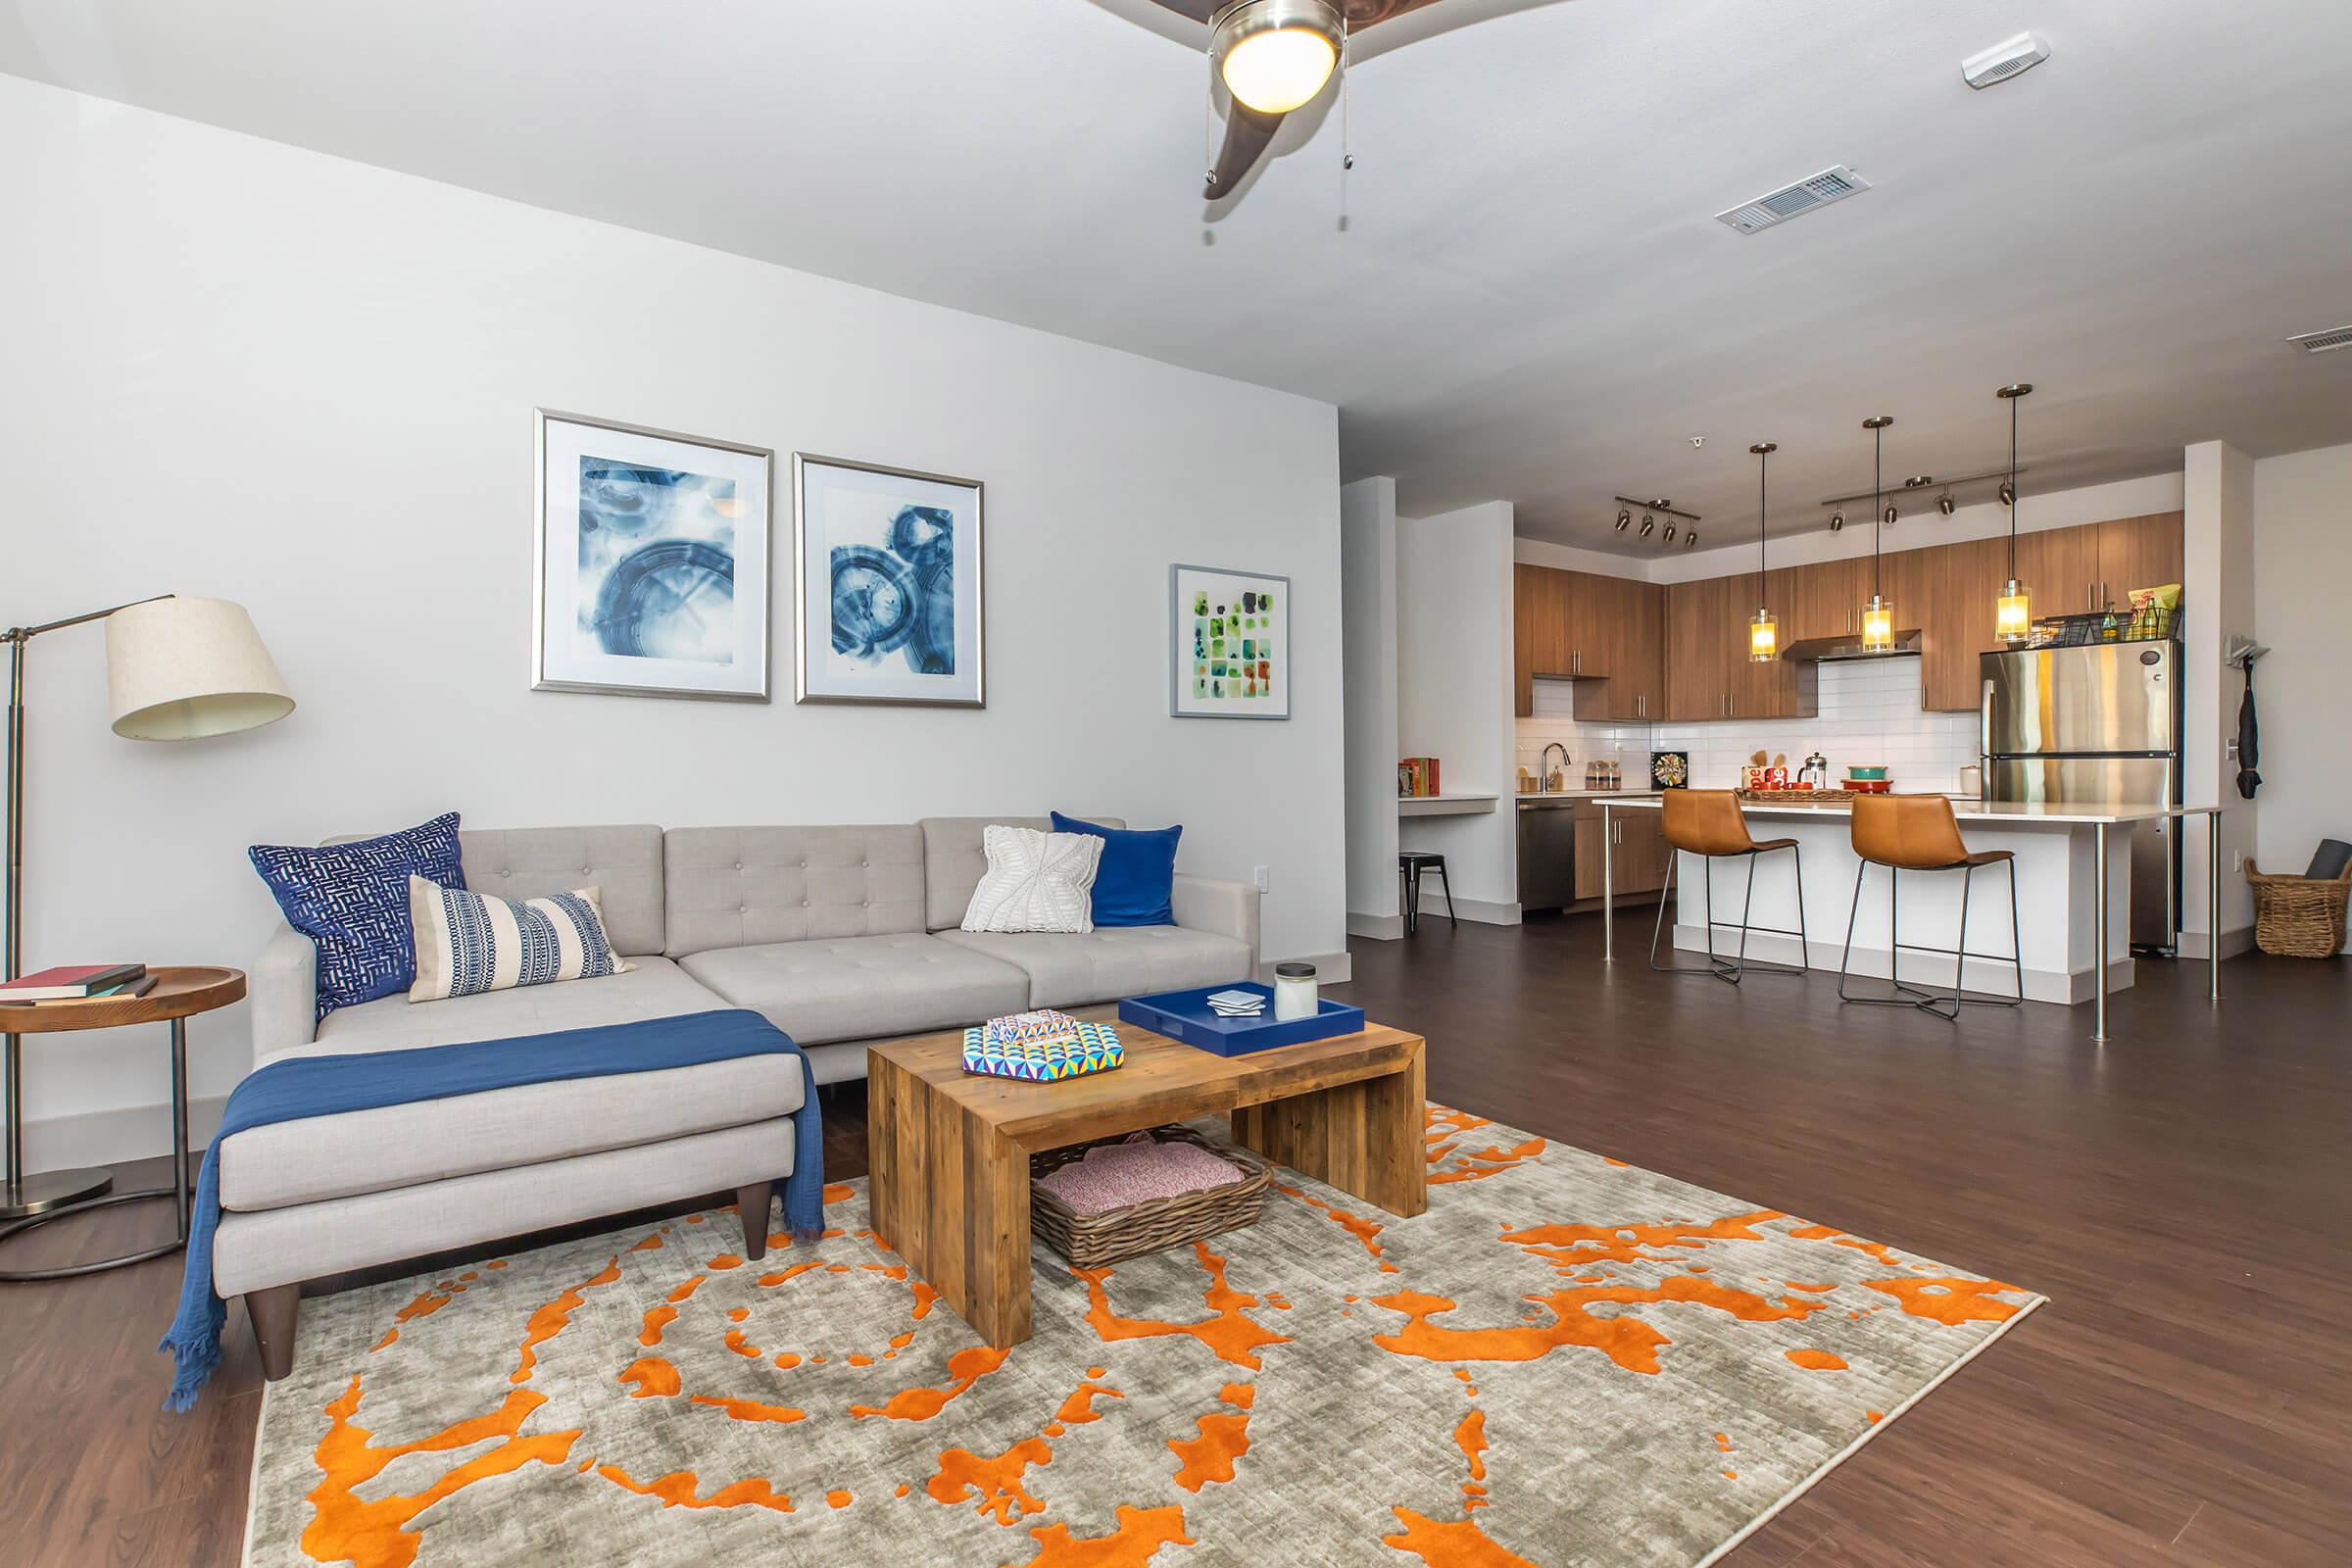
left=1980, top=678, right=1995, bottom=779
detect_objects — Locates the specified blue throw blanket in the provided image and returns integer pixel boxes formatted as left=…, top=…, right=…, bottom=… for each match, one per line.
left=161, top=1007, right=821, bottom=1411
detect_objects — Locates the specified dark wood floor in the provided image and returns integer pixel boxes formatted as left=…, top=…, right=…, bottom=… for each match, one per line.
left=4, top=917, right=2345, bottom=1566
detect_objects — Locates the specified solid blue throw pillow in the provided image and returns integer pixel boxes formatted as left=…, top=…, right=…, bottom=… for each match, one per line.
left=1052, top=811, right=1180, bottom=927
left=249, top=812, right=466, bottom=1020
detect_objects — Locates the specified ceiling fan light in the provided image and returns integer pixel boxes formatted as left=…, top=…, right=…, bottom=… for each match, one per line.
left=1214, top=1, right=1343, bottom=114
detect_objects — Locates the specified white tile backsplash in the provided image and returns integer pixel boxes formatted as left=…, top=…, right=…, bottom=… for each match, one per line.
left=1515, top=660, right=1980, bottom=793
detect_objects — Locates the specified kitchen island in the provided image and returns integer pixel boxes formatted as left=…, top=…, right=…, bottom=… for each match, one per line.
left=1599, top=796, right=2226, bottom=1041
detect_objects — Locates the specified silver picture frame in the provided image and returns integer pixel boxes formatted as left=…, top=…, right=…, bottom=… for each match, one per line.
left=792, top=452, right=986, bottom=708
left=531, top=407, right=774, bottom=702
left=1170, top=564, right=1292, bottom=719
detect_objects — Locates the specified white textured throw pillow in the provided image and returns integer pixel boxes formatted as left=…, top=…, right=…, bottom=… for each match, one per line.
left=961, top=826, right=1104, bottom=935
left=408, top=876, right=633, bottom=1003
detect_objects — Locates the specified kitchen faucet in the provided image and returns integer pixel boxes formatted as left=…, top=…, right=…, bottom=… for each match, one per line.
left=1541, top=742, right=1572, bottom=792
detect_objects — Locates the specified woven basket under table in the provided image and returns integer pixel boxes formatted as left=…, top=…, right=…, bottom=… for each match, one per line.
left=2246, top=860, right=2352, bottom=958
left=1030, top=1126, right=1273, bottom=1269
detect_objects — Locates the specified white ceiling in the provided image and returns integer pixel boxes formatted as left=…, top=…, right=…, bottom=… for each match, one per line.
left=9, top=0, right=2351, bottom=552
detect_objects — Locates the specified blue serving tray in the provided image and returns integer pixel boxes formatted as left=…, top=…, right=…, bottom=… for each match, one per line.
left=1117, top=984, right=1366, bottom=1056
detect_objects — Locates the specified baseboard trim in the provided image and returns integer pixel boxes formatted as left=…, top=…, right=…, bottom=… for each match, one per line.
left=1413, top=892, right=1521, bottom=927
left=2176, top=925, right=2257, bottom=961
left=1347, top=911, right=1405, bottom=942
left=1258, top=951, right=1352, bottom=985
left=25, top=1095, right=225, bottom=1176
left=1667, top=925, right=2131, bottom=1006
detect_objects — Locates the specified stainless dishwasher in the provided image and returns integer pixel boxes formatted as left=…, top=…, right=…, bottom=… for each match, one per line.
left=1515, top=798, right=1577, bottom=912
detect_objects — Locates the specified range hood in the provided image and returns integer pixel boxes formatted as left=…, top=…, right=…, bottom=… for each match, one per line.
left=1780, top=628, right=1923, bottom=662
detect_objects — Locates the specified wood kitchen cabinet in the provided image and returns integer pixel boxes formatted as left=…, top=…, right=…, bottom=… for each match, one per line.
left=1514, top=564, right=1663, bottom=718
left=2012, top=521, right=2101, bottom=617
left=1570, top=801, right=1668, bottom=900
left=1920, top=536, right=2009, bottom=711
left=1661, top=570, right=1817, bottom=720
left=2096, top=512, right=2185, bottom=610
left=1787, top=557, right=1868, bottom=642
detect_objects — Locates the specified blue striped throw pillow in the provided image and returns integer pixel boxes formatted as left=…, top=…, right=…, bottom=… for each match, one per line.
left=407, top=877, right=632, bottom=1003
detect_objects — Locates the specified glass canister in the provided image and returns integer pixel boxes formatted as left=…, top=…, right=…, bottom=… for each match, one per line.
left=1272, top=961, right=1319, bottom=1021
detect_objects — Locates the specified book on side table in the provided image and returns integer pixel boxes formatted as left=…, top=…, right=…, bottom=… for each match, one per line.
left=0, top=963, right=151, bottom=1004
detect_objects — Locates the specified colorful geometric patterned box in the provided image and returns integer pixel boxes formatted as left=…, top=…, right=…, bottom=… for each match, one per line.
left=960, top=1018, right=1125, bottom=1082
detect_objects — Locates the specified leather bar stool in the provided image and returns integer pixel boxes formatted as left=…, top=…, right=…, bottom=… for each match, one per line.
left=1397, top=851, right=1456, bottom=936
left=1649, top=789, right=1810, bottom=983
left=1838, top=794, right=2025, bottom=1020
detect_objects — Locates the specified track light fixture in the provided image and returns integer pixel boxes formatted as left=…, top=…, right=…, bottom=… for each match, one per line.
left=1615, top=509, right=1632, bottom=531
left=1938, top=490, right=1957, bottom=516
left=1662, top=521, right=1677, bottom=543
left=1684, top=530, right=1698, bottom=549
left=1998, top=481, right=2015, bottom=508
left=1829, top=511, right=1845, bottom=532
left=1640, top=514, right=1655, bottom=537
left=1884, top=503, right=1898, bottom=526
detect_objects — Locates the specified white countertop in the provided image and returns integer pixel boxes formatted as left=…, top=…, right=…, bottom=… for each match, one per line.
left=1606, top=796, right=2215, bottom=827
left=1397, top=792, right=1500, bottom=817
left=1513, top=789, right=1661, bottom=808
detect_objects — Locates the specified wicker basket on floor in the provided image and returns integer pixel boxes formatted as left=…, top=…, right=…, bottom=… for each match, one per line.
left=2246, top=860, right=2352, bottom=957
left=1030, top=1126, right=1272, bottom=1268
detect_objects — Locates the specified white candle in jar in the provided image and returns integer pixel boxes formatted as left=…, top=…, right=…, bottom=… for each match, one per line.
left=1272, top=961, right=1318, bottom=1021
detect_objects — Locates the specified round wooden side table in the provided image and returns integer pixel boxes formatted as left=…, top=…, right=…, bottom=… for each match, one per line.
left=0, top=965, right=245, bottom=1281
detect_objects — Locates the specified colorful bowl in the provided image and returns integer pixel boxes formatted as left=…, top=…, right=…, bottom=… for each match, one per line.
left=1845, top=764, right=1889, bottom=780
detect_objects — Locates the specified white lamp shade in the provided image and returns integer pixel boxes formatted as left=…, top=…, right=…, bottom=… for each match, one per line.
left=105, top=597, right=295, bottom=741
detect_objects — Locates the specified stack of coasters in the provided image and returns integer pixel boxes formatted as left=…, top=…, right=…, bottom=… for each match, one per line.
left=1205, top=988, right=1265, bottom=1019
left=961, top=1008, right=1124, bottom=1083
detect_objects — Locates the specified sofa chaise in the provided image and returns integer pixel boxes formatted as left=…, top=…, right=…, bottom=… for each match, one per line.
left=222, top=815, right=1258, bottom=1378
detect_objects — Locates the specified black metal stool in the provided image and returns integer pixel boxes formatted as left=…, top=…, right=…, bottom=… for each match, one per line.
left=1398, top=851, right=1456, bottom=935
left=1838, top=794, right=2025, bottom=1020
left=1647, top=788, right=1810, bottom=983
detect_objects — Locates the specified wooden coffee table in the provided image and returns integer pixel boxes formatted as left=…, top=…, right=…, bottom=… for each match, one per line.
left=867, top=1010, right=1425, bottom=1348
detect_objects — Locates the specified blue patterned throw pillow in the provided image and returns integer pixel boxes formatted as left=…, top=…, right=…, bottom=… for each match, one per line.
left=249, top=812, right=466, bottom=1020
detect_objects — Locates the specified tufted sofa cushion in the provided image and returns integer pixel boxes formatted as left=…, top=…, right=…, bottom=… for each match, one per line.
left=677, top=932, right=1030, bottom=1046
left=458, top=826, right=666, bottom=957
left=664, top=825, right=926, bottom=956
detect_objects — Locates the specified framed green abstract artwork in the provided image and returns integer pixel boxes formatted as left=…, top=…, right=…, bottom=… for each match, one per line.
left=1170, top=564, right=1289, bottom=719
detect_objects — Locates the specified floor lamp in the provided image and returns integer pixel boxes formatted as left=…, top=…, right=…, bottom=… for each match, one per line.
left=3, top=595, right=294, bottom=1219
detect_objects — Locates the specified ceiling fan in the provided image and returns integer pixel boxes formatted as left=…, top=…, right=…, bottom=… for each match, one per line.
left=1134, top=0, right=1560, bottom=204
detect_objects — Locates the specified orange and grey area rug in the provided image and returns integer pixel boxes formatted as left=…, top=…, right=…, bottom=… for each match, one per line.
left=242, top=1105, right=2041, bottom=1567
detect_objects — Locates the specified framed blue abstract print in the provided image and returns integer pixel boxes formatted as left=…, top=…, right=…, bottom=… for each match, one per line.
left=1170, top=564, right=1290, bottom=719
left=533, top=410, right=772, bottom=701
left=793, top=453, right=985, bottom=708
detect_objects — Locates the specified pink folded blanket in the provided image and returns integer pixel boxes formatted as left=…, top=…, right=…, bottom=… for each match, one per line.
left=1035, top=1135, right=1244, bottom=1215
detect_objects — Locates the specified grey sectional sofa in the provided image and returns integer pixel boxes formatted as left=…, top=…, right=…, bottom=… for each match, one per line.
left=222, top=815, right=1257, bottom=1378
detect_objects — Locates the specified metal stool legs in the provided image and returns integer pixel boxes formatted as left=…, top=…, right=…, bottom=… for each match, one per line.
left=1399, top=855, right=1457, bottom=936
left=1649, top=844, right=1810, bottom=984
left=1838, top=858, right=2027, bottom=1019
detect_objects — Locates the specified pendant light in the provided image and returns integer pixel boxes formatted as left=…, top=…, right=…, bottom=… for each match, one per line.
left=1859, top=416, right=1895, bottom=652
left=1747, top=442, right=1779, bottom=662
left=1995, top=382, right=2034, bottom=642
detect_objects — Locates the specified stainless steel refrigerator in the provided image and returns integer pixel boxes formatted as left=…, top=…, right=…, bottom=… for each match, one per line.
left=1981, top=641, right=2183, bottom=954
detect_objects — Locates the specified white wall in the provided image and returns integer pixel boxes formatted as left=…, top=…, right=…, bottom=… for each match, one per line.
left=1341, top=478, right=1400, bottom=933
left=2, top=76, right=1347, bottom=1166
left=2251, top=441, right=2352, bottom=949
left=2182, top=441, right=2259, bottom=948
left=1396, top=502, right=1518, bottom=919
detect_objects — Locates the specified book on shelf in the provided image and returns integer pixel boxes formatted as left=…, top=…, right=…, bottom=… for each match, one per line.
left=1396, top=757, right=1442, bottom=798
left=0, top=962, right=147, bottom=1003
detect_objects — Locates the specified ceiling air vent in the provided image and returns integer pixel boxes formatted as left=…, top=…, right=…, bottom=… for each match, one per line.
left=2287, top=323, right=2352, bottom=355
left=1962, top=31, right=2051, bottom=89
left=1714, top=167, right=1872, bottom=235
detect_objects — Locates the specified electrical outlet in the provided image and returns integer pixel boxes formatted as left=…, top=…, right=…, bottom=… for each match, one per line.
left=1253, top=864, right=1270, bottom=894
